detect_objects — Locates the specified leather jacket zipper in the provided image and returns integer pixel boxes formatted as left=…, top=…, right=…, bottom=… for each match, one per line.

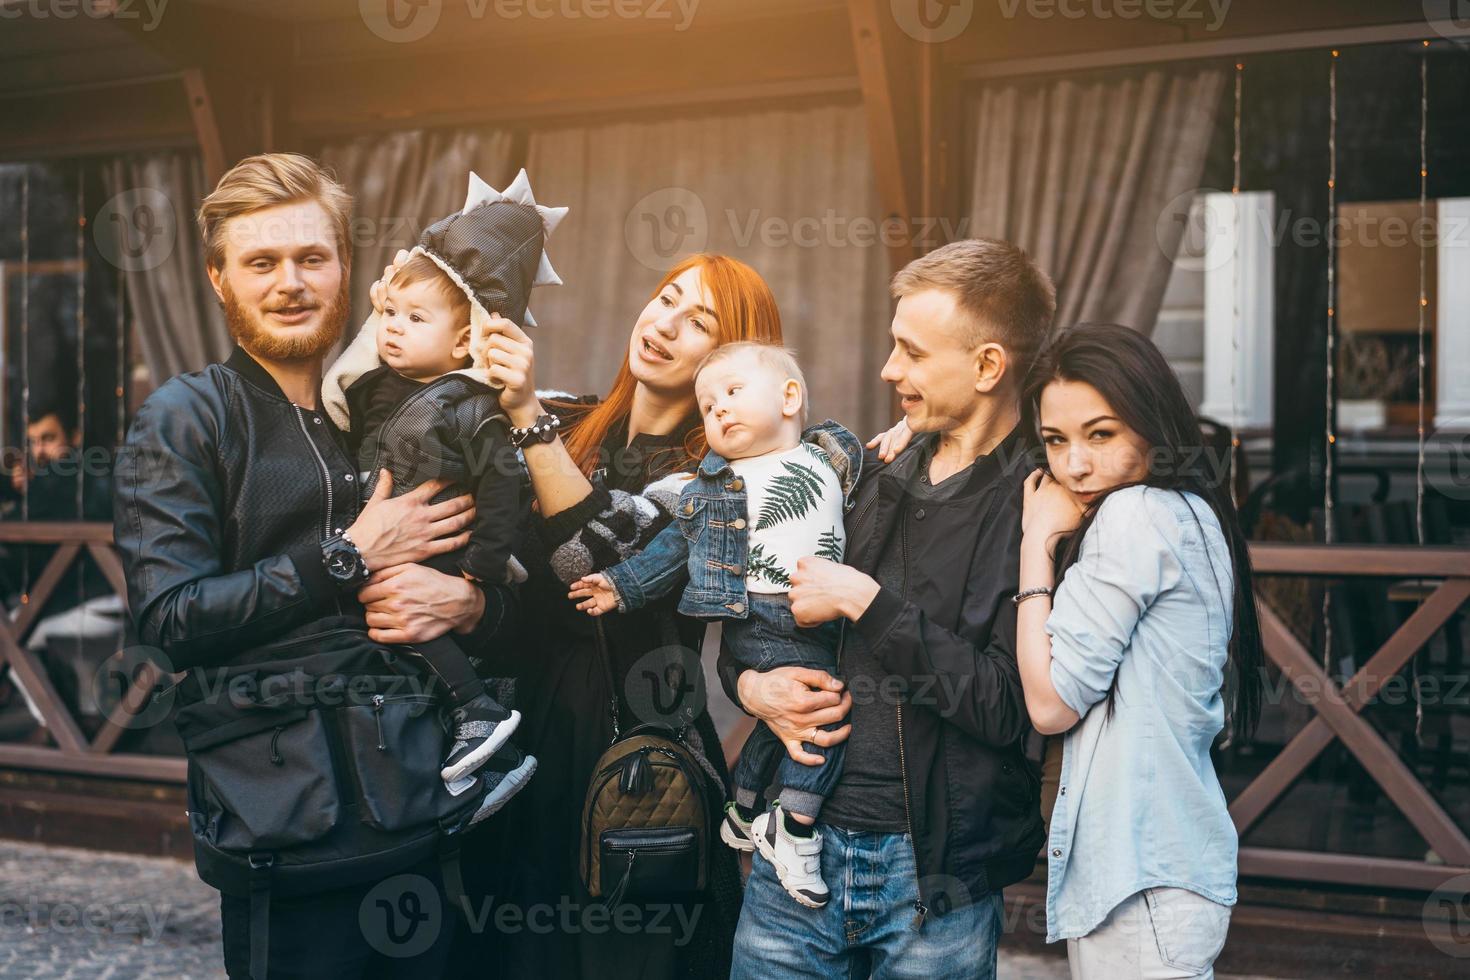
left=838, top=487, right=881, bottom=673
left=294, top=405, right=334, bottom=540
left=896, top=510, right=926, bottom=930
left=364, top=383, right=436, bottom=483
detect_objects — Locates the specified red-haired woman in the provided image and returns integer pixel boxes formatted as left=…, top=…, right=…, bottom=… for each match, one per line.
left=461, top=254, right=783, bottom=979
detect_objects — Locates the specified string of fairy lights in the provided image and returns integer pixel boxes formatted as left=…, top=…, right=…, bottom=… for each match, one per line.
left=116, top=255, right=127, bottom=450
left=1322, top=49, right=1338, bottom=674
left=1414, top=40, right=1430, bottom=741
left=19, top=170, right=31, bottom=607
left=1417, top=41, right=1430, bottom=551
left=75, top=169, right=87, bottom=599
left=1229, top=60, right=1243, bottom=509
left=11, top=164, right=126, bottom=608
left=75, top=167, right=88, bottom=613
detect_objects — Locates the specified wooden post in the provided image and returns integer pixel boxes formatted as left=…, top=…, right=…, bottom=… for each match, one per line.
left=846, top=0, right=923, bottom=274
left=181, top=69, right=226, bottom=187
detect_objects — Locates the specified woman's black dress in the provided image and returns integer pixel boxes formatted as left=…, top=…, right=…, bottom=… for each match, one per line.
left=449, top=401, right=741, bottom=980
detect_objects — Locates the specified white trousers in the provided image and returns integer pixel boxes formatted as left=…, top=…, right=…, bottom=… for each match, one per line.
left=1067, top=887, right=1231, bottom=980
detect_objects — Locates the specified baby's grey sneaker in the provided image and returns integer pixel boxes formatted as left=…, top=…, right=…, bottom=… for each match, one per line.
left=751, top=803, right=828, bottom=909
left=720, top=802, right=756, bottom=853
left=466, top=745, right=538, bottom=828
left=442, top=694, right=521, bottom=783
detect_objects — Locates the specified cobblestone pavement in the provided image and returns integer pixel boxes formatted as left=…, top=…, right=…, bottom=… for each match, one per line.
left=0, top=839, right=1289, bottom=979
left=0, top=840, right=223, bottom=979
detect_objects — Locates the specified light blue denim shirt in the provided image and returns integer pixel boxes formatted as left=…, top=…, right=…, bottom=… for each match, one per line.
left=1042, top=485, right=1238, bottom=943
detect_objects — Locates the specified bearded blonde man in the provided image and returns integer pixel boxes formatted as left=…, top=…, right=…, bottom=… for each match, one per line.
left=115, top=153, right=516, bottom=977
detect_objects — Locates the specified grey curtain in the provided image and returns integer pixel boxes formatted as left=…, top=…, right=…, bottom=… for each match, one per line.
left=968, top=66, right=1226, bottom=334
left=103, top=153, right=230, bottom=381
left=525, top=104, right=893, bottom=435
left=318, top=127, right=516, bottom=337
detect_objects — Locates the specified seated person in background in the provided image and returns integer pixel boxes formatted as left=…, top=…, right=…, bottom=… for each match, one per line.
left=0, top=403, right=114, bottom=610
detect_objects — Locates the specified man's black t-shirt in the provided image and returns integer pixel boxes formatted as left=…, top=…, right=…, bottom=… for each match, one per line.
left=819, top=440, right=975, bottom=833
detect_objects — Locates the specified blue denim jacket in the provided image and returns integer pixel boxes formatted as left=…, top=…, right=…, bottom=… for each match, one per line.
left=1042, top=486, right=1239, bottom=942
left=603, top=419, right=863, bottom=620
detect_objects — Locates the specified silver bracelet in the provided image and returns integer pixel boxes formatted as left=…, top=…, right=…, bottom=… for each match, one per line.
left=1012, top=587, right=1052, bottom=606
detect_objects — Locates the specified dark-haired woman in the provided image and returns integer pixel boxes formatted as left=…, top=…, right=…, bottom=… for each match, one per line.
left=1013, top=323, right=1263, bottom=979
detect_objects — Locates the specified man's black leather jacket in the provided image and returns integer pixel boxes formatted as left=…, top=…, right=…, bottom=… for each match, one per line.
left=114, top=346, right=513, bottom=672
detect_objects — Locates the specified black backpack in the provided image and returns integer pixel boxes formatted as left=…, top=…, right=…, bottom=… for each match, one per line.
left=170, top=617, right=481, bottom=979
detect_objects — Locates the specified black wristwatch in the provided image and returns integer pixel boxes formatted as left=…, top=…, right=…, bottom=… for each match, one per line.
left=322, top=531, right=371, bottom=589
left=509, top=413, right=561, bottom=448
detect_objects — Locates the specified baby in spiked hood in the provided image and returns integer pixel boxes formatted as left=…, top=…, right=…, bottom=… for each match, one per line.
left=321, top=169, right=566, bottom=811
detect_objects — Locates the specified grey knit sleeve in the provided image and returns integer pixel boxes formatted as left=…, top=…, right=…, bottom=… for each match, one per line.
left=544, top=473, right=689, bottom=585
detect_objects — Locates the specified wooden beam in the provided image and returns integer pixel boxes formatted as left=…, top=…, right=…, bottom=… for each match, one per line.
left=1248, top=543, right=1470, bottom=578
left=0, top=82, right=194, bottom=162
left=1238, top=847, right=1470, bottom=893
left=289, top=6, right=858, bottom=137
left=113, top=4, right=291, bottom=175
left=0, top=744, right=185, bottom=783
left=88, top=661, right=167, bottom=757
left=10, top=544, right=82, bottom=642
left=918, top=39, right=964, bottom=247
left=181, top=68, right=226, bottom=187
left=0, top=523, right=114, bottom=545
left=0, top=629, right=89, bottom=755
left=1251, top=602, right=1470, bottom=865
left=960, top=9, right=1459, bottom=81
left=846, top=0, right=922, bottom=272
left=1230, top=579, right=1470, bottom=835
left=86, top=543, right=130, bottom=610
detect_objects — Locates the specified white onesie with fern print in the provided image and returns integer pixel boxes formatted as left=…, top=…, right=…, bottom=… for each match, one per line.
left=728, top=442, right=846, bottom=594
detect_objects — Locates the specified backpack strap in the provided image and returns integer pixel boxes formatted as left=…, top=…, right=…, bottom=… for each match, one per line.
left=593, top=619, right=621, bottom=741
left=247, top=853, right=274, bottom=980
left=438, top=828, right=467, bottom=921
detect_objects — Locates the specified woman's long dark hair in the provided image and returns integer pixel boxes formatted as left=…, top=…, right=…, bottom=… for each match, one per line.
left=1023, top=323, right=1264, bottom=740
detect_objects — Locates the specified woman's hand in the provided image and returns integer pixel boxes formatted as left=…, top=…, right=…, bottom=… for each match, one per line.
left=357, top=563, right=485, bottom=645
left=788, top=557, right=881, bottom=626
left=368, top=248, right=412, bottom=314
left=1022, top=469, right=1086, bottom=559
left=865, top=417, right=913, bottom=463
left=737, top=665, right=852, bottom=766
left=346, top=470, right=475, bottom=570
left=479, top=315, right=543, bottom=428
left=567, top=573, right=619, bottom=616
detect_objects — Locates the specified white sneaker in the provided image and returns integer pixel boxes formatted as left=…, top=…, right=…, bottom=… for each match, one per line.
left=720, top=802, right=756, bottom=853
left=750, top=804, right=829, bottom=909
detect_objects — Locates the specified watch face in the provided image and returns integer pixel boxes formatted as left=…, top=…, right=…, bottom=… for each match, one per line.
left=327, top=544, right=360, bottom=581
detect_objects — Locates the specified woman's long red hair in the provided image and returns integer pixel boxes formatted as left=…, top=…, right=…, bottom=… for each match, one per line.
left=552, top=253, right=783, bottom=478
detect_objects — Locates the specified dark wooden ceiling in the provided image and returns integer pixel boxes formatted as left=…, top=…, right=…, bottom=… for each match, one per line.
left=0, top=0, right=1450, bottom=162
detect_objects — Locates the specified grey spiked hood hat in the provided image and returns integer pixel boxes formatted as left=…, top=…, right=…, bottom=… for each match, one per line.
left=323, top=169, right=567, bottom=430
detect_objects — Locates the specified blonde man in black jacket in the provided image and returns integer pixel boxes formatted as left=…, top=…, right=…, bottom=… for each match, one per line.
left=115, top=153, right=516, bottom=978
left=722, top=239, right=1055, bottom=980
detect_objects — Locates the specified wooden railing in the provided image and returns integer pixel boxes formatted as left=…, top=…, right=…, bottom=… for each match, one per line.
left=1237, top=543, right=1470, bottom=891
left=0, top=527, right=1467, bottom=892
left=0, top=522, right=183, bottom=783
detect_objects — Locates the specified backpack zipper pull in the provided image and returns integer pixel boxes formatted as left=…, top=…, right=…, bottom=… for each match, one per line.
left=372, top=694, right=387, bottom=750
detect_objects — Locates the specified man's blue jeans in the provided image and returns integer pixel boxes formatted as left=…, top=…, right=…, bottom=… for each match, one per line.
left=731, top=825, right=1004, bottom=979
